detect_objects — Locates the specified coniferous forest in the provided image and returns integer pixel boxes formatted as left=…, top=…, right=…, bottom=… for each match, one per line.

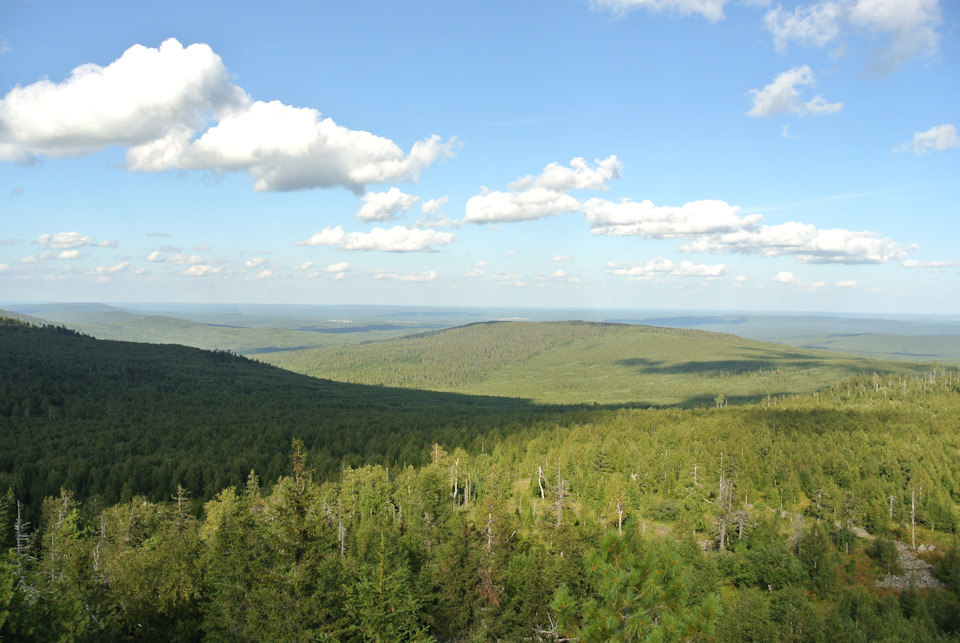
left=2, top=317, right=960, bottom=641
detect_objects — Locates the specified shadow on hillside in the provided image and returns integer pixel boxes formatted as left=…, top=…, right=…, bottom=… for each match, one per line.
left=615, top=357, right=833, bottom=375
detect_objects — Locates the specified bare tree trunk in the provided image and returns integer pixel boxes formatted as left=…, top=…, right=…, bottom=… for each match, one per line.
left=911, top=487, right=916, bottom=550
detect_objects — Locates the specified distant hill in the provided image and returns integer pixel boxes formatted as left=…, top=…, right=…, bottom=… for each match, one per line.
left=618, top=313, right=960, bottom=363
left=259, top=320, right=935, bottom=406
left=1, top=303, right=434, bottom=354
left=0, top=318, right=567, bottom=515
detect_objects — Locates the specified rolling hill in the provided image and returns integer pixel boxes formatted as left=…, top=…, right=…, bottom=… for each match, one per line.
left=259, top=320, right=935, bottom=406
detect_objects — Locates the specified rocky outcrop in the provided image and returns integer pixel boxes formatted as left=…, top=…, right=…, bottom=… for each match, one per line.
left=875, top=541, right=946, bottom=590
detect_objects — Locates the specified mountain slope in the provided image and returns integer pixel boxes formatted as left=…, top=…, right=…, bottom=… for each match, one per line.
left=0, top=318, right=563, bottom=514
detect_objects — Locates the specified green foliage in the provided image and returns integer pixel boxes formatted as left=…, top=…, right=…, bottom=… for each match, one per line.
left=549, top=530, right=721, bottom=642
left=867, top=537, right=904, bottom=575
left=798, top=522, right=840, bottom=597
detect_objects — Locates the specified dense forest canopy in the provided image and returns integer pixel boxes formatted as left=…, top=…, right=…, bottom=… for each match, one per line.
left=2, top=317, right=960, bottom=641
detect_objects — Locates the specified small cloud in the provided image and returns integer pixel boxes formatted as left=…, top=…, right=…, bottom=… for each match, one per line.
left=167, top=253, right=205, bottom=265
left=147, top=232, right=172, bottom=237
left=771, top=271, right=800, bottom=283
left=799, top=280, right=826, bottom=292
left=256, top=269, right=272, bottom=279
left=56, top=250, right=83, bottom=260
left=193, top=244, right=210, bottom=251
left=506, top=250, right=520, bottom=257
left=146, top=250, right=164, bottom=262
left=295, top=261, right=314, bottom=271
left=183, top=264, right=222, bottom=276
left=245, top=257, right=268, bottom=268
left=421, top=197, right=449, bottom=216
left=326, top=261, right=350, bottom=273
left=896, top=124, right=959, bottom=156
left=591, top=0, right=728, bottom=22
left=552, top=269, right=580, bottom=284
left=89, top=262, right=130, bottom=275
left=295, top=225, right=454, bottom=252
left=552, top=255, right=573, bottom=262
left=464, top=156, right=620, bottom=224
left=771, top=270, right=824, bottom=291
left=608, top=257, right=728, bottom=280
left=902, top=259, right=960, bottom=269
left=372, top=270, right=438, bottom=282
left=834, top=280, right=856, bottom=288
left=97, top=239, right=119, bottom=247
left=36, top=231, right=94, bottom=250
left=477, top=260, right=488, bottom=267
left=11, top=188, right=23, bottom=196
left=747, top=66, right=842, bottom=118
left=464, top=269, right=485, bottom=278
left=357, top=187, right=420, bottom=222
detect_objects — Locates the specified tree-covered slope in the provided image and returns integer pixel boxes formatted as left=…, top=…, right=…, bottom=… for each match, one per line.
left=0, top=319, right=579, bottom=515
left=260, top=320, right=933, bottom=406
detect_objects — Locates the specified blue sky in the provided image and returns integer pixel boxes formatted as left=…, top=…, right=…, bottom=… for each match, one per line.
left=1, top=0, right=958, bottom=313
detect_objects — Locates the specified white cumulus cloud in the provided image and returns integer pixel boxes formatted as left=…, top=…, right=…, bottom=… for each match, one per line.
left=36, top=232, right=95, bottom=250
left=183, top=264, right=222, bottom=276
left=1, top=38, right=455, bottom=192
left=850, top=0, right=942, bottom=73
left=464, top=156, right=619, bottom=224
left=608, top=257, right=728, bottom=280
left=902, top=259, right=960, bottom=268
left=127, top=100, right=455, bottom=193
left=680, top=221, right=910, bottom=264
left=465, top=187, right=581, bottom=224
left=834, top=280, right=857, bottom=287
left=0, top=39, right=245, bottom=163
left=356, top=187, right=420, bottom=222
left=763, top=0, right=942, bottom=73
left=89, top=262, right=130, bottom=275
left=507, top=155, right=621, bottom=192
left=747, top=66, right=842, bottom=118
left=771, top=270, right=801, bottom=283
left=295, top=226, right=454, bottom=252
left=897, top=124, right=959, bottom=155
left=584, top=198, right=763, bottom=237
left=245, top=257, right=268, bottom=268
left=372, top=270, right=438, bottom=282
left=167, top=253, right=205, bottom=265
left=765, top=2, right=844, bottom=51
left=590, top=0, right=729, bottom=21
left=421, top=197, right=449, bottom=216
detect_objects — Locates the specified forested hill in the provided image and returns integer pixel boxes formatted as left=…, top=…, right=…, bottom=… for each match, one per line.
left=0, top=318, right=578, bottom=514
left=260, top=320, right=933, bottom=406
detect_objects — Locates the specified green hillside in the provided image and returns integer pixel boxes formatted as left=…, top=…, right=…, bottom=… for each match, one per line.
left=0, top=318, right=576, bottom=515
left=260, top=320, right=934, bottom=406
